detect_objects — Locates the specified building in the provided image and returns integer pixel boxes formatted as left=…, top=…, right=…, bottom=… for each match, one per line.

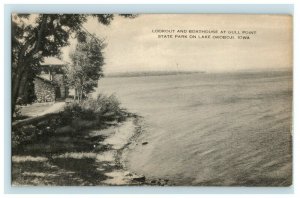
left=34, top=57, right=69, bottom=102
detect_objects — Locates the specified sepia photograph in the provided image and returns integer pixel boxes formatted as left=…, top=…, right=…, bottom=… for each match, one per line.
left=11, top=13, right=293, bottom=186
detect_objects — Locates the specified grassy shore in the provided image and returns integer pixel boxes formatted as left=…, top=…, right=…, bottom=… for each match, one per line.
left=12, top=94, right=170, bottom=186
left=12, top=95, right=137, bottom=185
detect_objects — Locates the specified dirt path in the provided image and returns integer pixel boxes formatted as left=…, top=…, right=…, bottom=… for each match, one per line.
left=39, top=102, right=65, bottom=116
left=20, top=102, right=65, bottom=117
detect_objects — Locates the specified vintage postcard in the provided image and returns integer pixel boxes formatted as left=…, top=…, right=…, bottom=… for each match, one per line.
left=11, top=14, right=292, bottom=186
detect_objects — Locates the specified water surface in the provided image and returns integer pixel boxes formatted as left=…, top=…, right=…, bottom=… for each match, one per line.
left=96, top=71, right=292, bottom=186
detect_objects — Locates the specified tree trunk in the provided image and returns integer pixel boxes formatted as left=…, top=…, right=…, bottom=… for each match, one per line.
left=78, top=78, right=84, bottom=102
left=18, top=69, right=30, bottom=103
left=12, top=15, right=47, bottom=114
left=78, top=87, right=82, bottom=102
left=73, top=89, right=76, bottom=100
left=80, top=88, right=83, bottom=102
left=12, top=60, right=26, bottom=114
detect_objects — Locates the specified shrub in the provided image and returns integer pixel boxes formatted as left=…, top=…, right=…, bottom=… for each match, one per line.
left=60, top=102, right=96, bottom=124
left=83, top=94, right=122, bottom=114
left=59, top=94, right=126, bottom=126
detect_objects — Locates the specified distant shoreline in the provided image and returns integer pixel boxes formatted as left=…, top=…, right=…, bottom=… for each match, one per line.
left=104, top=69, right=291, bottom=78
left=105, top=71, right=205, bottom=78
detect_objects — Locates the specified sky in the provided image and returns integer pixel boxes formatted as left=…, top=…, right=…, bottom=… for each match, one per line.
left=61, top=14, right=292, bottom=74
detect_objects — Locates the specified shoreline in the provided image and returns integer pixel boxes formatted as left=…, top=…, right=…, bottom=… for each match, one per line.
left=103, top=115, right=171, bottom=186
left=12, top=112, right=170, bottom=186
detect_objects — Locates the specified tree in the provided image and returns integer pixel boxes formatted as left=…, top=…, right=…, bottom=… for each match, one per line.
left=11, top=14, right=135, bottom=114
left=67, top=37, right=105, bottom=101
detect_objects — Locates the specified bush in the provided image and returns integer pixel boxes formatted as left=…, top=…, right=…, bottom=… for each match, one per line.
left=60, top=102, right=96, bottom=124
left=59, top=94, right=126, bottom=126
left=83, top=94, right=123, bottom=115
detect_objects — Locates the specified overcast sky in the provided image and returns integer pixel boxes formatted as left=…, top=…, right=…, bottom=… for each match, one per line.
left=61, top=14, right=292, bottom=73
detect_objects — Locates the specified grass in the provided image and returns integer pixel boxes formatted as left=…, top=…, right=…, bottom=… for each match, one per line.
left=12, top=94, right=132, bottom=186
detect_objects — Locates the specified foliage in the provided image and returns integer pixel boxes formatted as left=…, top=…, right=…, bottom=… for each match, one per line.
left=67, top=38, right=105, bottom=101
left=82, top=94, right=124, bottom=117
left=59, top=94, right=126, bottom=125
left=59, top=102, right=96, bottom=124
left=11, top=14, right=136, bottom=114
left=12, top=14, right=87, bottom=111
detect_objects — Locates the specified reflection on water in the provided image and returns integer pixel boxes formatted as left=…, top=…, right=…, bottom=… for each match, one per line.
left=96, top=71, right=292, bottom=186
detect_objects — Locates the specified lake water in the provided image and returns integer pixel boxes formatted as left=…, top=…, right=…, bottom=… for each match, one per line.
left=95, top=71, right=292, bottom=186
